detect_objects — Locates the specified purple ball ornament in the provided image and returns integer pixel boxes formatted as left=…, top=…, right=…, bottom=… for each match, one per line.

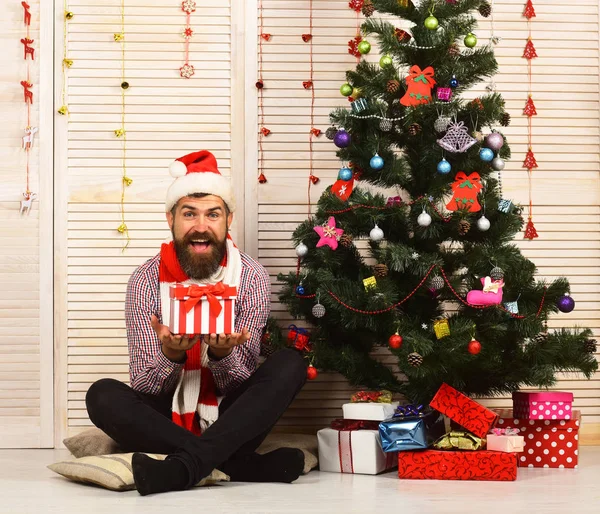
left=334, top=129, right=351, bottom=148
left=557, top=293, right=575, bottom=313
left=485, top=132, right=505, bottom=152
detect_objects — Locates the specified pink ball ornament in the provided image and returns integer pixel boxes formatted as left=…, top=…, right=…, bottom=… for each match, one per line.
left=485, top=132, right=504, bottom=152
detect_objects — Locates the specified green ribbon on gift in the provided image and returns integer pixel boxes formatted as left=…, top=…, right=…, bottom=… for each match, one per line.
left=433, top=431, right=485, bottom=451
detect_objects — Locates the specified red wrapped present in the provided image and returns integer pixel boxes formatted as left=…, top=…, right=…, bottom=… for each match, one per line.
left=494, top=409, right=581, bottom=468
left=512, top=391, right=574, bottom=420
left=398, top=450, right=517, bottom=481
left=286, top=324, right=311, bottom=351
left=169, top=282, right=236, bottom=335
left=429, top=383, right=498, bottom=438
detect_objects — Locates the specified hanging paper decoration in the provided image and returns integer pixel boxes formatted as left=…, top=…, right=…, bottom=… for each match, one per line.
left=305, top=0, right=319, bottom=198
left=523, top=0, right=536, bottom=19
left=446, top=172, right=483, bottom=212
left=180, top=1, right=196, bottom=77
left=524, top=218, right=539, bottom=239
left=524, top=96, right=537, bottom=116
left=437, top=121, right=477, bottom=153
left=523, top=149, right=538, bottom=170
left=400, top=65, right=436, bottom=106
left=348, top=35, right=362, bottom=58
left=523, top=39, right=537, bottom=59
left=331, top=178, right=354, bottom=202
left=314, top=217, right=344, bottom=250
left=257, top=0, right=269, bottom=183
left=58, top=6, right=72, bottom=115
left=466, top=277, right=505, bottom=306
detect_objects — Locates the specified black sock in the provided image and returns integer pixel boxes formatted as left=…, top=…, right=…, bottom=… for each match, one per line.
left=221, top=448, right=305, bottom=483
left=132, top=453, right=190, bottom=496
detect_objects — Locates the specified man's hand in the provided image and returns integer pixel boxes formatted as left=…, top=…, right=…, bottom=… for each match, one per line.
left=151, top=314, right=200, bottom=363
left=204, top=328, right=251, bottom=359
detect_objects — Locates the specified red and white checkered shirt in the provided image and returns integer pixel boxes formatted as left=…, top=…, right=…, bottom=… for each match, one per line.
left=125, top=251, right=271, bottom=396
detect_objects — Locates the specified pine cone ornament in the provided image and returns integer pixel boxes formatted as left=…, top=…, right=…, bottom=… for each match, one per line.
left=490, top=266, right=505, bottom=281
left=448, top=43, right=460, bottom=57
left=501, top=112, right=511, bottom=127
left=373, top=263, right=389, bottom=278
left=339, top=233, right=354, bottom=248
left=458, top=219, right=471, bottom=235
left=585, top=338, right=598, bottom=354
left=533, top=332, right=549, bottom=345
left=361, top=0, right=375, bottom=17
left=325, top=126, right=337, bottom=140
left=387, top=79, right=400, bottom=94
left=479, top=1, right=492, bottom=18
left=408, top=123, right=421, bottom=136
left=407, top=352, right=423, bottom=367
left=379, top=118, right=393, bottom=132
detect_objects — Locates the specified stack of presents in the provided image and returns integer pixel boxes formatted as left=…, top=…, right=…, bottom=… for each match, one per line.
left=318, top=383, right=580, bottom=480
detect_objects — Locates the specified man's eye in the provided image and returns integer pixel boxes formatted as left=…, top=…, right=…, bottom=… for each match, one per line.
left=209, top=213, right=219, bottom=219
left=183, top=211, right=194, bottom=217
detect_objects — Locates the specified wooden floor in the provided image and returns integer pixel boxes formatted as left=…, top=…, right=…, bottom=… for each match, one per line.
left=1, top=448, right=600, bottom=514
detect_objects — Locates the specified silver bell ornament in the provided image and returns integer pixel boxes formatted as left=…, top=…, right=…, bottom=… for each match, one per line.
left=370, top=224, right=384, bottom=242
left=477, top=216, right=491, bottom=231
left=485, top=132, right=504, bottom=152
left=295, top=243, right=308, bottom=257
left=491, top=157, right=505, bottom=171
left=417, top=210, right=432, bottom=227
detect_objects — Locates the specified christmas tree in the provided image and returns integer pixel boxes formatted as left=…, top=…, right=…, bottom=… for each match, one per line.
left=276, top=0, right=597, bottom=404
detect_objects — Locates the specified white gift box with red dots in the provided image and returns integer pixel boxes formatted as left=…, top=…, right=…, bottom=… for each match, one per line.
left=512, top=391, right=574, bottom=420
left=493, top=409, right=580, bottom=469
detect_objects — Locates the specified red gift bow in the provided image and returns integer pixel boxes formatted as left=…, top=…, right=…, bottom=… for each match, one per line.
left=330, top=419, right=380, bottom=431
left=181, top=282, right=237, bottom=317
left=351, top=391, right=383, bottom=403
left=406, top=65, right=436, bottom=87
left=453, top=171, right=482, bottom=193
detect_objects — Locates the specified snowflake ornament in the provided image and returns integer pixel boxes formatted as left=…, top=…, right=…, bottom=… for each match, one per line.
left=411, top=252, right=420, bottom=260
left=180, top=63, right=195, bottom=79
left=183, top=26, right=194, bottom=39
left=421, top=323, right=428, bottom=330
left=181, top=0, right=197, bottom=14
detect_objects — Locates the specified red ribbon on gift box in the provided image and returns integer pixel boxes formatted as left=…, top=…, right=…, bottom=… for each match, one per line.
left=330, top=419, right=380, bottom=431
left=171, top=283, right=237, bottom=317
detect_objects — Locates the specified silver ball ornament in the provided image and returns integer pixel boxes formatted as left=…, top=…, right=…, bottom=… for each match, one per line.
left=370, top=224, right=384, bottom=242
left=312, top=303, right=326, bottom=318
left=295, top=243, right=308, bottom=257
left=477, top=216, right=491, bottom=231
left=491, top=157, right=505, bottom=171
left=485, top=132, right=505, bottom=152
left=430, top=275, right=444, bottom=290
left=417, top=210, right=432, bottom=227
left=490, top=266, right=505, bottom=281
left=434, top=116, right=451, bottom=133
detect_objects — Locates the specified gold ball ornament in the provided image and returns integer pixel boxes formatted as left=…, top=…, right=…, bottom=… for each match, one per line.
left=65, top=11, right=74, bottom=20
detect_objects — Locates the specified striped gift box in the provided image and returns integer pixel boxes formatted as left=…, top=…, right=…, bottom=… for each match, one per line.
left=169, top=283, right=237, bottom=336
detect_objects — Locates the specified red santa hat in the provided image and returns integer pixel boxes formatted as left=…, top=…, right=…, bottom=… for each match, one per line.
left=166, top=150, right=235, bottom=212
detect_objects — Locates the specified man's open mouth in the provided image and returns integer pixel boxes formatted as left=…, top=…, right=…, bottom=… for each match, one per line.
left=189, top=239, right=212, bottom=254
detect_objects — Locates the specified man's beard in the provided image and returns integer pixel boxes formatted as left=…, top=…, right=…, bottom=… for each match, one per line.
left=173, top=230, right=227, bottom=280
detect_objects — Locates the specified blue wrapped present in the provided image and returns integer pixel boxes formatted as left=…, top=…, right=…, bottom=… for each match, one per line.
left=378, top=405, right=445, bottom=453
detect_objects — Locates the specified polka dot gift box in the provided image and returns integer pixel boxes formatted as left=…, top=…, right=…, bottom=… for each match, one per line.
left=493, top=409, right=581, bottom=469
left=512, top=391, right=574, bottom=420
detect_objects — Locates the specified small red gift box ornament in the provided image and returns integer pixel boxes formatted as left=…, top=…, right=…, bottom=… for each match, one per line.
left=437, top=87, right=452, bottom=102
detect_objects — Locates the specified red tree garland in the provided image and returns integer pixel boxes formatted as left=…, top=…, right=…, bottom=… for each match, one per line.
left=257, top=0, right=269, bottom=184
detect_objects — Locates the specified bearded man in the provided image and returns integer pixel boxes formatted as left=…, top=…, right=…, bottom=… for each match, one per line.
left=85, top=151, right=307, bottom=495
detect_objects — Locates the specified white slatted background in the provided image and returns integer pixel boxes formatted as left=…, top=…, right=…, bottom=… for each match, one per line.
left=0, top=0, right=53, bottom=448
left=58, top=0, right=245, bottom=439
left=257, top=0, right=600, bottom=438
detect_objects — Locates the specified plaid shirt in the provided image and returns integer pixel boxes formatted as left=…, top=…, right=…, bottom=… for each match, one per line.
left=125, top=251, right=271, bottom=396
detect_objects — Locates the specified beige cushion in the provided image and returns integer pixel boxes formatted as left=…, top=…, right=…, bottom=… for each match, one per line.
left=48, top=453, right=229, bottom=492
left=64, top=428, right=318, bottom=474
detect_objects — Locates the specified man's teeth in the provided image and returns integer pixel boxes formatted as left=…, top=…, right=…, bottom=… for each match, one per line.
left=191, top=239, right=208, bottom=243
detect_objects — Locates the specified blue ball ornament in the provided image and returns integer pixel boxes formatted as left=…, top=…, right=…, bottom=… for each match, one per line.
left=370, top=154, right=384, bottom=170
left=338, top=167, right=353, bottom=181
left=449, top=75, right=459, bottom=88
left=479, top=147, right=494, bottom=162
left=295, top=285, right=305, bottom=295
left=437, top=158, right=451, bottom=174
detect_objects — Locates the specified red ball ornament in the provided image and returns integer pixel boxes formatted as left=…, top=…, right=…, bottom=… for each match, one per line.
left=306, top=365, right=318, bottom=380
left=388, top=333, right=403, bottom=349
left=468, top=338, right=482, bottom=355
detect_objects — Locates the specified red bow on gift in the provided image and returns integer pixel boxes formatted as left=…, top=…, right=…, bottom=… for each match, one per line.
left=182, top=282, right=237, bottom=317
left=330, top=419, right=380, bottom=431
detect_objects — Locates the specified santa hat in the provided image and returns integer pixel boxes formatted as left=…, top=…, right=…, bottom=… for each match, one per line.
left=166, top=150, right=235, bottom=213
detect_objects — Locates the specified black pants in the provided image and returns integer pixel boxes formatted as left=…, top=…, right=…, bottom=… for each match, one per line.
left=86, top=348, right=306, bottom=487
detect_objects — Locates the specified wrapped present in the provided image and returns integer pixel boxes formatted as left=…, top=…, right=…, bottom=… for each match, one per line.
left=433, top=431, right=485, bottom=451
left=343, top=391, right=398, bottom=421
left=350, top=390, right=393, bottom=403
left=286, top=325, right=311, bottom=352
left=486, top=428, right=524, bottom=453
left=512, top=391, right=574, bottom=420
left=351, top=98, right=368, bottom=114
left=318, top=420, right=397, bottom=475
left=433, top=319, right=450, bottom=339
left=169, top=283, right=236, bottom=335
left=429, top=383, right=498, bottom=438
left=398, top=450, right=517, bottom=481
left=437, top=87, right=452, bottom=102
left=494, top=409, right=581, bottom=468
left=379, top=406, right=445, bottom=453
left=386, top=196, right=402, bottom=207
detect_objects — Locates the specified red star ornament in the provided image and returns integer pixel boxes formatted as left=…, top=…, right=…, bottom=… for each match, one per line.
left=314, top=216, right=344, bottom=250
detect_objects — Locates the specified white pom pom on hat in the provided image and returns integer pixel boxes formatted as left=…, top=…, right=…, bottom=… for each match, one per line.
left=166, top=150, right=235, bottom=212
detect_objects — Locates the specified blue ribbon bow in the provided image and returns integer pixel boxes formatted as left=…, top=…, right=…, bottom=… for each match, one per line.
left=393, top=404, right=424, bottom=418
